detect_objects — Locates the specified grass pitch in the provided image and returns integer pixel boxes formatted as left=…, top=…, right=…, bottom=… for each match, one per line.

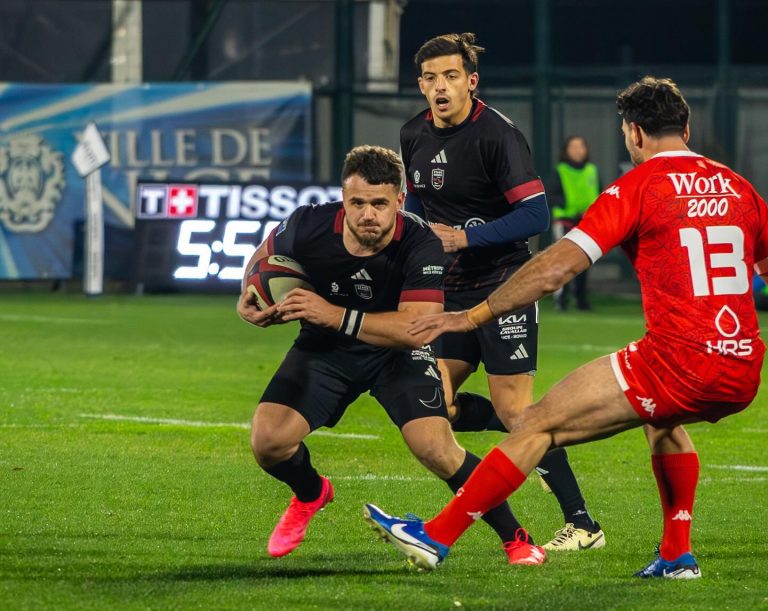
left=1, top=293, right=766, bottom=610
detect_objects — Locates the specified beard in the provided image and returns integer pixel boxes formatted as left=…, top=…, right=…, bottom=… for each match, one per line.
left=347, top=219, right=393, bottom=248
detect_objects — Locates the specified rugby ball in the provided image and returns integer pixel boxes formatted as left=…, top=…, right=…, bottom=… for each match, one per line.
left=246, top=255, right=314, bottom=310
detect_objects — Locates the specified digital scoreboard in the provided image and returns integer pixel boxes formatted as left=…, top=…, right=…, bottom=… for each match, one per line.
left=134, top=181, right=341, bottom=292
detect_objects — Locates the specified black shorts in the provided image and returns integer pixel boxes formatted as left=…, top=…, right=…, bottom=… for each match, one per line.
left=259, top=341, right=447, bottom=431
left=437, top=284, right=538, bottom=375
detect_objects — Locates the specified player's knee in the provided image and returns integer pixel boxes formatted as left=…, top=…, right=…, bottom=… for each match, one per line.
left=409, top=443, right=461, bottom=479
left=251, top=426, right=294, bottom=466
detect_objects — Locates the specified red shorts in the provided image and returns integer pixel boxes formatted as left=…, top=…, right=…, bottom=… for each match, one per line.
left=610, top=339, right=756, bottom=427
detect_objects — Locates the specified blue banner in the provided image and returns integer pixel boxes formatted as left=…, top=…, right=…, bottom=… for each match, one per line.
left=0, top=82, right=312, bottom=279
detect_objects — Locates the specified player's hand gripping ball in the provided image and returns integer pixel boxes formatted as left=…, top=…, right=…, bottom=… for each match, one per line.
left=246, top=255, right=314, bottom=311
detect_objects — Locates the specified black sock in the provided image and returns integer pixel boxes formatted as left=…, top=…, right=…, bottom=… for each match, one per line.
left=263, top=443, right=323, bottom=502
left=536, top=447, right=597, bottom=531
left=445, top=451, right=533, bottom=545
left=452, top=392, right=507, bottom=432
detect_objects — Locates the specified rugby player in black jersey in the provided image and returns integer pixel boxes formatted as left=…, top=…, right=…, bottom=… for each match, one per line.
left=400, top=33, right=604, bottom=554
left=237, top=145, right=537, bottom=562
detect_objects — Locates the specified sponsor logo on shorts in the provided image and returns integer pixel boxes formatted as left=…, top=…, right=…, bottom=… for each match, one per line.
left=422, top=265, right=443, bottom=275
left=411, top=347, right=435, bottom=362
left=509, top=343, right=529, bottom=360
left=418, top=387, right=443, bottom=409
left=636, top=395, right=656, bottom=417
left=499, top=314, right=527, bottom=325
left=500, top=324, right=527, bottom=340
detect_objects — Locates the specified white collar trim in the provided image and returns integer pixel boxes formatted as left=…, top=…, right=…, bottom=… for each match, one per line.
left=651, top=150, right=701, bottom=158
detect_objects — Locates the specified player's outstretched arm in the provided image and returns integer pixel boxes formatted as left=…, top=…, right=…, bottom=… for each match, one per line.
left=276, top=289, right=442, bottom=349
left=484, top=239, right=590, bottom=318
left=357, top=301, right=443, bottom=349
left=406, top=310, right=477, bottom=344
left=409, top=239, right=591, bottom=340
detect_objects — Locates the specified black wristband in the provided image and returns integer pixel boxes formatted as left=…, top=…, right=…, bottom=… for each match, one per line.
left=339, top=308, right=365, bottom=338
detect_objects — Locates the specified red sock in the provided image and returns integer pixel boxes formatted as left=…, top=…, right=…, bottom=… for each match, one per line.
left=425, top=448, right=527, bottom=546
left=651, top=452, right=700, bottom=560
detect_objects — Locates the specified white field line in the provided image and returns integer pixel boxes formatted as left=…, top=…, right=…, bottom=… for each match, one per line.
left=707, top=464, right=768, bottom=472
left=742, top=428, right=768, bottom=434
left=0, top=314, right=111, bottom=325
left=78, top=413, right=379, bottom=440
left=700, top=476, right=767, bottom=483
left=332, top=474, right=434, bottom=482
left=0, top=423, right=86, bottom=428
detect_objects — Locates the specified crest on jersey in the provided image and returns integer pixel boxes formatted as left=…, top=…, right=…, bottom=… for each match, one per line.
left=0, top=135, right=65, bottom=233
left=354, top=283, right=373, bottom=299
left=431, top=168, right=444, bottom=190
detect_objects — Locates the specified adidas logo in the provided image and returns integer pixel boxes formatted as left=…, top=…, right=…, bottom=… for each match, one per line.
left=671, top=510, right=693, bottom=521
left=509, top=344, right=529, bottom=360
left=431, top=149, right=447, bottom=164
left=351, top=269, right=372, bottom=281
left=424, top=365, right=440, bottom=380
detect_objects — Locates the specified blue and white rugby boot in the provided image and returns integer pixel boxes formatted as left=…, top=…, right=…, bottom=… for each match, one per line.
left=363, top=503, right=449, bottom=570
left=634, top=552, right=702, bottom=579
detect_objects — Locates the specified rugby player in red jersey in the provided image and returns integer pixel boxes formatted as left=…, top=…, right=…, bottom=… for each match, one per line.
left=365, top=77, right=768, bottom=579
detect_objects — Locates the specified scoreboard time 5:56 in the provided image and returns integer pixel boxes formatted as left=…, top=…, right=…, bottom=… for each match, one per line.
left=134, top=181, right=341, bottom=292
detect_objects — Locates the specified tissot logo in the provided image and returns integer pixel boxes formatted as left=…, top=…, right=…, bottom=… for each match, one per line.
left=167, top=185, right=198, bottom=218
left=136, top=183, right=342, bottom=220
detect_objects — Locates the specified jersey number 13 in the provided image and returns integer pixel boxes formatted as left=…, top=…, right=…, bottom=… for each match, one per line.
left=679, top=225, right=749, bottom=297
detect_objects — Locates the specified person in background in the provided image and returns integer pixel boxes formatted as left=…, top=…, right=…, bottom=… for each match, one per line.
left=549, top=136, right=601, bottom=311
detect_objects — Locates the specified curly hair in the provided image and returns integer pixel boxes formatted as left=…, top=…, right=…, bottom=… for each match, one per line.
left=341, top=145, right=403, bottom=188
left=616, top=76, right=690, bottom=137
left=414, top=32, right=485, bottom=75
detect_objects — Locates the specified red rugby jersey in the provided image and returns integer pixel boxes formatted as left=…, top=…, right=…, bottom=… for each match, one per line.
left=566, top=151, right=768, bottom=402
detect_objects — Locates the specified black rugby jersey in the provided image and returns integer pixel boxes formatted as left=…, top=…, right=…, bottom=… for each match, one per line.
left=265, top=201, right=445, bottom=350
left=401, top=98, right=545, bottom=290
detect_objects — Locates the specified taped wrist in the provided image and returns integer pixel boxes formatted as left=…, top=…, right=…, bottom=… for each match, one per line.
left=466, top=300, right=495, bottom=328
left=339, top=308, right=365, bottom=337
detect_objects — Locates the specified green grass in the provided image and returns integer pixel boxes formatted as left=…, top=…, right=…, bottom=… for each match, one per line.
left=1, top=293, right=767, bottom=610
